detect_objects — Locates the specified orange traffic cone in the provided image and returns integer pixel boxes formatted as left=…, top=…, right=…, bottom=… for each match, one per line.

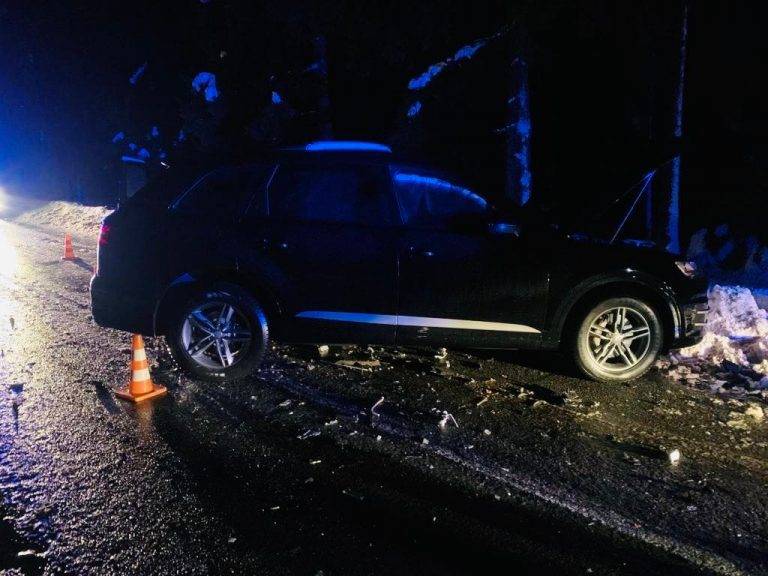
left=115, top=335, right=167, bottom=403
left=62, top=234, right=76, bottom=261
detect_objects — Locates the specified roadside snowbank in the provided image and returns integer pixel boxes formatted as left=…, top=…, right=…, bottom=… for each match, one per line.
left=12, top=201, right=111, bottom=238
left=658, top=285, right=768, bottom=399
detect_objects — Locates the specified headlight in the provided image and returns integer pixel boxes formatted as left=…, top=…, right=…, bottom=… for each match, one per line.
left=675, top=260, right=697, bottom=278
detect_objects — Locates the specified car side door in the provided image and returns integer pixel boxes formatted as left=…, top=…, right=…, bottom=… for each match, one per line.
left=164, top=166, right=259, bottom=284
left=393, top=167, right=549, bottom=348
left=238, top=160, right=400, bottom=345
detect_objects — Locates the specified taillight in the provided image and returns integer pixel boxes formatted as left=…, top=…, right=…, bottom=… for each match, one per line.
left=98, top=223, right=111, bottom=246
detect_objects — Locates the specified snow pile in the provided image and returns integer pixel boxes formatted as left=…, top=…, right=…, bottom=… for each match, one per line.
left=13, top=201, right=111, bottom=237
left=660, top=285, right=768, bottom=398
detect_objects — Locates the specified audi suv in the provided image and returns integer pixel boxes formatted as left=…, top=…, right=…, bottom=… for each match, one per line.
left=90, top=141, right=708, bottom=383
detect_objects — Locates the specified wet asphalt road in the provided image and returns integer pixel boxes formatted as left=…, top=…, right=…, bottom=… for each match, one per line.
left=0, top=219, right=766, bottom=575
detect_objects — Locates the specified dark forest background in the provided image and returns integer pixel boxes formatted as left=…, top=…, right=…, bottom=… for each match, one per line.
left=1, top=1, right=766, bottom=249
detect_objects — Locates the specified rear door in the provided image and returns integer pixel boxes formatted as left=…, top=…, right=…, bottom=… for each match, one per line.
left=393, top=166, right=549, bottom=348
left=164, top=166, right=267, bottom=283
left=238, top=160, right=400, bottom=344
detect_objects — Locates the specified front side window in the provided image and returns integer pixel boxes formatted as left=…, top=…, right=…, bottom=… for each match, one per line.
left=391, top=169, right=489, bottom=228
left=268, top=163, right=395, bottom=226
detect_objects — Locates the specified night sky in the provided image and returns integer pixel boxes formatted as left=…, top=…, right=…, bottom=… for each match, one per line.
left=1, top=1, right=767, bottom=242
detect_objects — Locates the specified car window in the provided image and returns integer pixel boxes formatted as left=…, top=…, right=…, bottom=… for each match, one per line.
left=268, top=163, right=396, bottom=226
left=391, top=168, right=489, bottom=228
left=172, top=165, right=271, bottom=219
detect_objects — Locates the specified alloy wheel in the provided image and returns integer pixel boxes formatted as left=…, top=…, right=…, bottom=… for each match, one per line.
left=181, top=302, right=252, bottom=369
left=586, top=306, right=651, bottom=373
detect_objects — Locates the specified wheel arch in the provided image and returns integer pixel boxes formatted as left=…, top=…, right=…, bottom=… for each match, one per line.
left=551, top=274, right=680, bottom=351
left=152, top=270, right=282, bottom=335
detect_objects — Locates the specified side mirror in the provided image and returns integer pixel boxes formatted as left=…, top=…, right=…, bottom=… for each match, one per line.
left=489, top=221, right=521, bottom=237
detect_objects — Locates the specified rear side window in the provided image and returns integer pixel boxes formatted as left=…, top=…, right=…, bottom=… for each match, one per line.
left=268, top=163, right=396, bottom=226
left=171, top=165, right=271, bottom=219
left=392, top=169, right=488, bottom=228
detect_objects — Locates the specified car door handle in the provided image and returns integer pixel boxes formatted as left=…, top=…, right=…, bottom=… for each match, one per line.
left=408, top=246, right=435, bottom=258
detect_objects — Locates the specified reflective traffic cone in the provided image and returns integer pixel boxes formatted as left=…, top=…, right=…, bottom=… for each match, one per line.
left=62, top=234, right=76, bottom=261
left=115, top=334, right=167, bottom=403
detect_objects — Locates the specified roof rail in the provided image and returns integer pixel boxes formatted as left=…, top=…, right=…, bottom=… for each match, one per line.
left=303, top=141, right=392, bottom=153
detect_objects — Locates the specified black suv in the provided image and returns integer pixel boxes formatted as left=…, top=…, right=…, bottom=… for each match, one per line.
left=91, top=141, right=707, bottom=383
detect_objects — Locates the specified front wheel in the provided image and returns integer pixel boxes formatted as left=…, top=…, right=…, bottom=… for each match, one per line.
left=573, top=297, right=662, bottom=382
left=166, top=284, right=269, bottom=382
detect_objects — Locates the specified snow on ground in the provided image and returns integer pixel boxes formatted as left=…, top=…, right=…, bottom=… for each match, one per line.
left=12, top=201, right=111, bottom=237
left=658, top=285, right=768, bottom=401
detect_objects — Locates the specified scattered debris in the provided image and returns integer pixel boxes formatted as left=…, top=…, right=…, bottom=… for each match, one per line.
left=434, top=348, right=448, bottom=361
left=309, top=459, right=322, bottom=465
left=9, top=383, right=24, bottom=405
left=476, top=396, right=489, bottom=407
left=438, top=411, right=459, bottom=430
left=668, top=449, right=681, bottom=465
left=483, top=429, right=492, bottom=436
left=727, top=405, right=764, bottom=429
left=297, top=430, right=321, bottom=440
left=371, top=396, right=385, bottom=418
left=335, top=358, right=381, bottom=371
left=660, top=286, right=768, bottom=400
left=317, top=345, right=330, bottom=358
left=17, top=549, right=40, bottom=557
left=745, top=404, right=765, bottom=422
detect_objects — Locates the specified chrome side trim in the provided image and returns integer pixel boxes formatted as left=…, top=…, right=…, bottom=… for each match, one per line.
left=295, top=311, right=541, bottom=334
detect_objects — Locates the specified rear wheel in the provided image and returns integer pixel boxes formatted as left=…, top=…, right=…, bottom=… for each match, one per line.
left=573, top=297, right=662, bottom=382
left=166, top=284, right=268, bottom=382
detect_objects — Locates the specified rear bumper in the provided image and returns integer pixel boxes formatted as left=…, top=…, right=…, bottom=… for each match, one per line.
left=90, top=275, right=156, bottom=335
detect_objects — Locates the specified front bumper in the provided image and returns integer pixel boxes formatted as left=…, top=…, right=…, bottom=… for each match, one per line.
left=671, top=294, right=709, bottom=349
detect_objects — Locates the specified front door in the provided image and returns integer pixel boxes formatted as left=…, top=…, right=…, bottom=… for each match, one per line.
left=392, top=168, right=549, bottom=348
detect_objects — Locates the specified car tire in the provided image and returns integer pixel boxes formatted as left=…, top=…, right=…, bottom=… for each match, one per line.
left=166, top=283, right=269, bottom=382
left=573, top=297, right=662, bottom=383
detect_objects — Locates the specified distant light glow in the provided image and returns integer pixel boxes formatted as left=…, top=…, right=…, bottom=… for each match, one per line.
left=271, top=91, right=282, bottom=105
left=304, top=141, right=391, bottom=153
left=0, top=227, right=19, bottom=278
